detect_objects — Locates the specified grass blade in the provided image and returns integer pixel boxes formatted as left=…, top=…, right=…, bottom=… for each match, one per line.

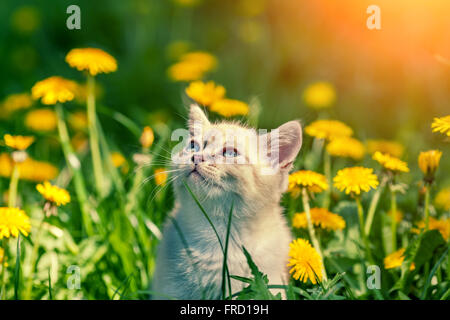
left=14, top=236, right=21, bottom=300
left=183, top=180, right=233, bottom=299
left=221, top=201, right=233, bottom=299
left=182, top=181, right=224, bottom=250
left=48, top=270, right=53, bottom=300
left=112, top=271, right=136, bottom=300
left=420, top=245, right=449, bottom=300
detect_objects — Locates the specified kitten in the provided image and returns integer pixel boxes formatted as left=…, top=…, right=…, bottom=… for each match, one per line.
left=151, top=105, right=302, bottom=299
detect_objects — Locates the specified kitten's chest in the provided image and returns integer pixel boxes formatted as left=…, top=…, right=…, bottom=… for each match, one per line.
left=180, top=216, right=251, bottom=270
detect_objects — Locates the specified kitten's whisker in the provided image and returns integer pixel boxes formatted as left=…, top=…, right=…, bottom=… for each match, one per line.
left=139, top=169, right=183, bottom=191
left=134, top=158, right=173, bottom=170
left=146, top=172, right=182, bottom=206
left=134, top=160, right=177, bottom=173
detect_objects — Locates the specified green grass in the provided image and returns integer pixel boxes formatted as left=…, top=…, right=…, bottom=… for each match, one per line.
left=0, top=0, right=449, bottom=301
left=0, top=99, right=449, bottom=300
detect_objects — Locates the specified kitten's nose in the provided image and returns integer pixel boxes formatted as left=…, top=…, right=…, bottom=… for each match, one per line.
left=191, top=154, right=204, bottom=164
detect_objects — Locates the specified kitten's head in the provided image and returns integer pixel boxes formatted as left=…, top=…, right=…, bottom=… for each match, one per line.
left=172, top=105, right=302, bottom=212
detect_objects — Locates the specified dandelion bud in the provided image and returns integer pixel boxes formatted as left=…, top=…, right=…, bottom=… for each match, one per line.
left=418, top=150, right=442, bottom=183
left=140, top=126, right=154, bottom=149
left=154, top=168, right=168, bottom=186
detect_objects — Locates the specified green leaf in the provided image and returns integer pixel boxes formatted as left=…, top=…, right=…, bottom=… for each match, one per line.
left=397, top=291, right=410, bottom=300
left=236, top=247, right=280, bottom=300
left=412, top=230, right=446, bottom=269
left=393, top=230, right=446, bottom=293
left=230, top=275, right=253, bottom=284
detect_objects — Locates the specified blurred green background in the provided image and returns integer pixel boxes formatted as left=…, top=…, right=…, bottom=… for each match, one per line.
left=1, top=0, right=449, bottom=169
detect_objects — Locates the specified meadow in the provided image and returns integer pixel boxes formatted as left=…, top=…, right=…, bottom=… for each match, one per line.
left=0, top=0, right=449, bottom=300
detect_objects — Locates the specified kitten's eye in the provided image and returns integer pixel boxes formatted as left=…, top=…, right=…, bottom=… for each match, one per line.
left=223, top=147, right=239, bottom=157
left=187, top=140, right=200, bottom=152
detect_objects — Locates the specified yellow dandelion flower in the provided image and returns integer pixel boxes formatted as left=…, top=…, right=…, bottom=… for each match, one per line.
left=167, top=51, right=217, bottom=82
left=68, top=111, right=88, bottom=131
left=413, top=217, right=449, bottom=241
left=0, top=207, right=31, bottom=239
left=210, top=99, right=249, bottom=117
left=326, top=137, right=365, bottom=160
left=36, top=181, right=70, bottom=206
left=288, top=170, right=329, bottom=196
left=292, top=208, right=346, bottom=231
left=112, top=152, right=129, bottom=175
left=65, top=48, right=117, bottom=76
left=366, top=139, right=404, bottom=158
left=431, top=115, right=450, bottom=137
left=384, top=248, right=415, bottom=270
left=167, top=61, right=205, bottom=82
left=24, top=109, right=57, bottom=132
left=180, top=51, right=217, bottom=71
left=418, top=150, right=442, bottom=178
left=333, top=166, right=379, bottom=195
left=305, top=120, right=353, bottom=141
left=31, top=76, right=78, bottom=105
left=0, top=247, right=5, bottom=265
left=154, top=168, right=168, bottom=186
left=435, top=188, right=450, bottom=211
left=3, top=134, right=35, bottom=151
left=287, top=238, right=323, bottom=284
left=1, top=93, right=33, bottom=115
left=185, top=81, right=226, bottom=106
left=373, top=152, right=409, bottom=173
left=387, top=209, right=403, bottom=223
left=71, top=132, right=88, bottom=152
left=140, top=126, right=155, bottom=149
left=302, top=82, right=336, bottom=109
left=0, top=153, right=58, bottom=182
left=111, top=152, right=126, bottom=168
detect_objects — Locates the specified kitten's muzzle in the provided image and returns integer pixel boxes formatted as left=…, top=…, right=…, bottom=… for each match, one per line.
left=191, top=154, right=204, bottom=164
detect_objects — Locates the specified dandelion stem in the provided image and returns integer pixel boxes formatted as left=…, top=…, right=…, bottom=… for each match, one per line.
left=24, top=218, right=44, bottom=300
left=55, top=103, right=95, bottom=236
left=87, top=75, right=105, bottom=197
left=302, top=188, right=328, bottom=281
left=424, top=185, right=430, bottom=230
left=8, top=164, right=20, bottom=208
left=355, top=197, right=374, bottom=264
left=365, top=176, right=387, bottom=236
left=0, top=239, right=8, bottom=299
left=323, top=150, right=332, bottom=209
left=390, top=186, right=398, bottom=252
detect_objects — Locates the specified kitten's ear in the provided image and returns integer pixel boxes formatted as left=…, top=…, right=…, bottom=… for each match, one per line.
left=272, top=120, right=303, bottom=170
left=188, top=104, right=210, bottom=135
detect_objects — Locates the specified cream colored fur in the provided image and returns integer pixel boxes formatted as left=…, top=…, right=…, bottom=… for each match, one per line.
left=152, top=105, right=302, bottom=299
